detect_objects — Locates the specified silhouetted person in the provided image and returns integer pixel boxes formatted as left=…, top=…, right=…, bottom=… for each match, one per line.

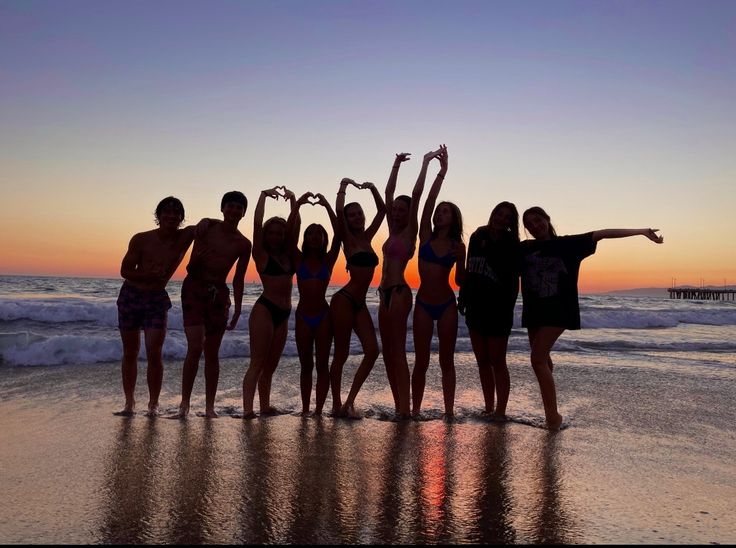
left=116, top=196, right=197, bottom=416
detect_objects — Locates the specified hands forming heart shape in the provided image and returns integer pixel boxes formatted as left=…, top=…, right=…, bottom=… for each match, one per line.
left=306, top=194, right=320, bottom=205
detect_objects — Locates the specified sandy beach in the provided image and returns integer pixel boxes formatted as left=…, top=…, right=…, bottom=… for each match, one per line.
left=1, top=351, right=734, bottom=544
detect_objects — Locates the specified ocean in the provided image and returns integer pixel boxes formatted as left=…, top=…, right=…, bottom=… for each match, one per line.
left=2, top=274, right=734, bottom=369
left=1, top=274, right=735, bottom=543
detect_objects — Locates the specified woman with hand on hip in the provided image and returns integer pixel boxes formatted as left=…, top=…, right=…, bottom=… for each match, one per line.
left=287, top=191, right=341, bottom=416
left=411, top=146, right=466, bottom=419
left=521, top=206, right=664, bottom=429
left=329, top=178, right=386, bottom=418
left=240, top=186, right=297, bottom=418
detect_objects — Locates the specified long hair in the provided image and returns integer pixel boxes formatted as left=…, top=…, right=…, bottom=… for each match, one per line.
left=262, top=216, right=287, bottom=252
left=301, top=223, right=329, bottom=258
left=523, top=206, right=557, bottom=239
left=343, top=202, right=364, bottom=233
left=488, top=201, right=520, bottom=243
left=433, top=201, right=464, bottom=242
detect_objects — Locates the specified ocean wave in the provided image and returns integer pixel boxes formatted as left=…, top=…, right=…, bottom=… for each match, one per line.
left=1, top=328, right=734, bottom=367
left=2, top=296, right=735, bottom=329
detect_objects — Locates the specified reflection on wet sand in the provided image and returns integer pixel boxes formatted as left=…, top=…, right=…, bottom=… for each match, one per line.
left=97, top=417, right=577, bottom=543
left=99, top=419, right=161, bottom=544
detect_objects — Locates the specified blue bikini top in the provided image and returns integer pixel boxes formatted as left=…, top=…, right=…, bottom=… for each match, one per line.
left=418, top=240, right=457, bottom=269
left=296, top=261, right=330, bottom=281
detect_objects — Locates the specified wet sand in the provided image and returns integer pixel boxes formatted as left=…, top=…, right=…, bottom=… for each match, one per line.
left=1, top=356, right=734, bottom=544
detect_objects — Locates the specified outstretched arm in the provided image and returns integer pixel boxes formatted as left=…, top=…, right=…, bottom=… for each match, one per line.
left=364, top=181, right=386, bottom=239
left=419, top=145, right=448, bottom=243
left=385, top=152, right=411, bottom=232
left=591, top=228, right=664, bottom=244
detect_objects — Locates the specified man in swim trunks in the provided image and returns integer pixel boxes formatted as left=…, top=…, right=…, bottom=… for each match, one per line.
left=116, top=196, right=199, bottom=416
left=173, top=191, right=252, bottom=419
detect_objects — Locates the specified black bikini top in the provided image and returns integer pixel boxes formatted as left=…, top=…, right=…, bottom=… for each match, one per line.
left=346, top=250, right=379, bottom=268
left=263, top=255, right=295, bottom=276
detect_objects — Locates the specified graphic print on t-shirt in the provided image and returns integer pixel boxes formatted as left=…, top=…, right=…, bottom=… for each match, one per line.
left=524, top=251, right=568, bottom=298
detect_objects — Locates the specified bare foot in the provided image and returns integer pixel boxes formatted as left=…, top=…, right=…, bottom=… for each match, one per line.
left=145, top=403, right=160, bottom=417
left=204, top=408, right=219, bottom=419
left=260, top=406, right=280, bottom=416
left=164, top=404, right=189, bottom=420
left=341, top=403, right=362, bottom=419
left=546, top=412, right=563, bottom=431
left=443, top=412, right=455, bottom=422
left=232, top=411, right=257, bottom=420
left=330, top=406, right=342, bottom=417
left=113, top=407, right=135, bottom=417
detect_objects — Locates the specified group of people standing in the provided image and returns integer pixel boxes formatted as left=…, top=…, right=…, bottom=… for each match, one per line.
left=116, top=146, right=663, bottom=430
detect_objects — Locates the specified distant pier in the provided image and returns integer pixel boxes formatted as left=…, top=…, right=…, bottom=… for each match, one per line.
left=668, top=288, right=736, bottom=301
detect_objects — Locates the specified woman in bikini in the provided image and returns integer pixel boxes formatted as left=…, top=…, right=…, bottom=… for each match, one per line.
left=411, top=146, right=466, bottom=419
left=459, top=201, right=520, bottom=420
left=240, top=186, right=297, bottom=418
left=329, top=178, right=386, bottom=418
left=378, top=147, right=444, bottom=418
left=521, top=206, right=663, bottom=429
left=287, top=191, right=341, bottom=415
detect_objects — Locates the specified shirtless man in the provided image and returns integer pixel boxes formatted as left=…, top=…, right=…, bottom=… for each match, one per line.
left=116, top=196, right=198, bottom=416
left=173, top=191, right=252, bottom=418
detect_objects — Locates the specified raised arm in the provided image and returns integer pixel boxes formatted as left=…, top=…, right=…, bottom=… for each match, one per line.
left=336, top=178, right=354, bottom=241
left=316, top=192, right=342, bottom=264
left=253, top=187, right=281, bottom=262
left=286, top=191, right=313, bottom=254
left=591, top=228, right=664, bottom=244
left=419, top=145, right=448, bottom=243
left=282, top=188, right=300, bottom=249
left=385, top=152, right=411, bottom=232
left=363, top=181, right=386, bottom=240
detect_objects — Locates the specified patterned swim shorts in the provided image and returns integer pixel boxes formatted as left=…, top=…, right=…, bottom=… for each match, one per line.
left=117, top=282, right=172, bottom=331
left=181, top=276, right=231, bottom=335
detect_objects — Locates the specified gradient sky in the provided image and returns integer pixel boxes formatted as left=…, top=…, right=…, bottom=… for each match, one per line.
left=1, top=0, right=734, bottom=292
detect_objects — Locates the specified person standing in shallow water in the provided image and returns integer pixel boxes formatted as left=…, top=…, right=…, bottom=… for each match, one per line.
left=520, top=206, right=664, bottom=430
left=458, top=201, right=521, bottom=420
left=411, top=146, right=466, bottom=419
left=172, top=191, right=252, bottom=419
left=329, top=178, right=385, bottom=418
left=288, top=192, right=341, bottom=416
left=116, top=196, right=198, bottom=416
left=240, top=186, right=298, bottom=419
left=378, top=148, right=439, bottom=419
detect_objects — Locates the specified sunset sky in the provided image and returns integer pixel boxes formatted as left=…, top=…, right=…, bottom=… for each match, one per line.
left=1, top=0, right=734, bottom=292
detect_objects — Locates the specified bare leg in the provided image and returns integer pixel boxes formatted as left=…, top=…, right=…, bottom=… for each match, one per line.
left=329, top=293, right=354, bottom=415
left=241, top=304, right=274, bottom=416
left=411, top=303, right=434, bottom=416
left=119, top=329, right=140, bottom=415
left=528, top=327, right=566, bottom=429
left=143, top=328, right=165, bottom=415
left=295, top=315, right=315, bottom=414
left=378, top=303, right=400, bottom=412
left=203, top=329, right=225, bottom=418
left=488, top=335, right=511, bottom=418
left=313, top=314, right=333, bottom=415
left=341, top=306, right=380, bottom=418
left=436, top=303, right=458, bottom=419
left=470, top=330, right=495, bottom=414
left=177, top=325, right=205, bottom=418
left=258, top=319, right=289, bottom=413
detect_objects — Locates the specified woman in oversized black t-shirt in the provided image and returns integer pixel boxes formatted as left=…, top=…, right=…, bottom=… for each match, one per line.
left=521, top=206, right=664, bottom=429
left=459, top=201, right=520, bottom=419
